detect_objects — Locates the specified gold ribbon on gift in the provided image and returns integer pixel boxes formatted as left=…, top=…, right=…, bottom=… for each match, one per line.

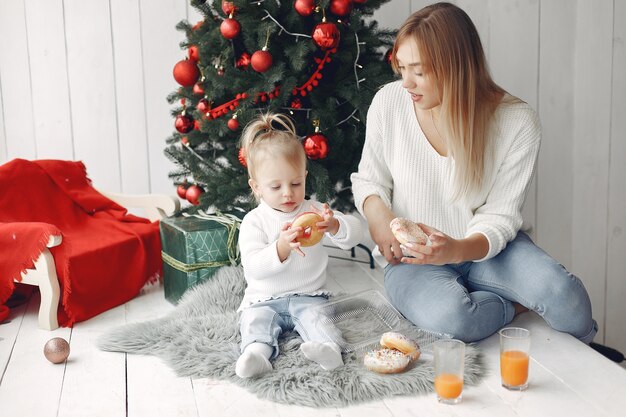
left=161, top=210, right=242, bottom=272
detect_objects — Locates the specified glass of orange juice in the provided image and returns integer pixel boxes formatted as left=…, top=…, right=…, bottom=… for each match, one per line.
left=499, top=327, right=530, bottom=390
left=433, top=339, right=465, bottom=404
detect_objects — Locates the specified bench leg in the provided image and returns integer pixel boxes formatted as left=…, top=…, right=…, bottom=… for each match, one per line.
left=33, top=249, right=60, bottom=330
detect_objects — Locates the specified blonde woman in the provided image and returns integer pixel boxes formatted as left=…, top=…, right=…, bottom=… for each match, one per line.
left=351, top=2, right=597, bottom=343
left=235, top=113, right=362, bottom=378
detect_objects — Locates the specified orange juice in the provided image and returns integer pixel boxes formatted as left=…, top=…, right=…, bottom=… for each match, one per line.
left=500, top=350, right=529, bottom=387
left=434, top=373, right=463, bottom=399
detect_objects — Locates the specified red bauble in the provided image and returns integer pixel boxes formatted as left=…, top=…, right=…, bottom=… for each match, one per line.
left=221, top=1, right=236, bottom=15
left=220, top=18, right=240, bottom=39
left=196, top=98, right=210, bottom=113
left=238, top=148, right=247, bottom=167
left=294, top=0, right=316, bottom=16
left=227, top=117, right=240, bottom=131
left=384, top=48, right=393, bottom=64
left=251, top=49, right=273, bottom=73
left=173, top=59, right=200, bottom=87
left=236, top=52, right=251, bottom=69
left=176, top=184, right=188, bottom=199
left=185, top=185, right=204, bottom=205
left=181, top=136, right=189, bottom=145
left=304, top=133, right=329, bottom=159
left=312, top=22, right=340, bottom=50
left=188, top=45, right=200, bottom=62
left=175, top=113, right=194, bottom=133
left=192, top=20, right=204, bottom=31
left=330, top=0, right=353, bottom=17
left=192, top=82, right=205, bottom=95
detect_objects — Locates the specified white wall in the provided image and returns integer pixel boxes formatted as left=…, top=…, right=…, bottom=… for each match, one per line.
left=1, top=0, right=624, bottom=354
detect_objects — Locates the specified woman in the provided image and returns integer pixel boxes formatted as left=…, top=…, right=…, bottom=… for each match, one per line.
left=351, top=2, right=597, bottom=343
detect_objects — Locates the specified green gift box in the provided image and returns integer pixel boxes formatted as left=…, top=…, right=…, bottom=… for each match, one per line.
left=159, top=213, right=242, bottom=304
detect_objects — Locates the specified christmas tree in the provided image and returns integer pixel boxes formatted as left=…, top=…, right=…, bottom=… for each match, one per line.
left=165, top=0, right=396, bottom=213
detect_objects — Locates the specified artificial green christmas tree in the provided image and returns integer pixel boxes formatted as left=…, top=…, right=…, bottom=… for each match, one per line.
left=165, top=0, right=396, bottom=213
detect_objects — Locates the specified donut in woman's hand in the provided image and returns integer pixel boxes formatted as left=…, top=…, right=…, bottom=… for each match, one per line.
left=390, top=217, right=429, bottom=246
left=291, top=212, right=324, bottom=247
left=380, top=331, right=421, bottom=362
left=363, top=348, right=411, bottom=374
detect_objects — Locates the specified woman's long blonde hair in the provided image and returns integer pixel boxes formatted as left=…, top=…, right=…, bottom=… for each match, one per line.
left=239, top=112, right=306, bottom=181
left=392, top=2, right=518, bottom=200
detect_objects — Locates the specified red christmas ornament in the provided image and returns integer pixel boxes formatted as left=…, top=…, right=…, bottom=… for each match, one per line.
left=251, top=49, right=273, bottom=73
left=217, top=66, right=225, bottom=76
left=294, top=0, right=316, bottom=16
left=196, top=98, right=210, bottom=113
left=238, top=148, right=247, bottom=167
left=188, top=45, right=200, bottom=62
left=220, top=18, right=240, bottom=39
left=175, top=113, right=194, bottom=133
left=304, top=133, right=329, bottom=160
left=185, top=185, right=204, bottom=205
left=221, top=1, right=236, bottom=15
left=291, top=98, right=302, bottom=109
left=192, top=82, right=205, bottom=95
left=330, top=0, right=353, bottom=17
left=192, top=20, right=204, bottom=31
left=176, top=184, right=188, bottom=199
left=181, top=136, right=189, bottom=145
left=236, top=52, right=251, bottom=69
left=227, top=115, right=240, bottom=131
left=173, top=59, right=200, bottom=87
left=312, top=21, right=340, bottom=50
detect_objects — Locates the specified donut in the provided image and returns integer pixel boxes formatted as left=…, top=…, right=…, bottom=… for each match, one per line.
left=291, top=211, right=324, bottom=247
left=380, top=332, right=421, bottom=362
left=363, top=348, right=411, bottom=374
left=390, top=217, right=429, bottom=246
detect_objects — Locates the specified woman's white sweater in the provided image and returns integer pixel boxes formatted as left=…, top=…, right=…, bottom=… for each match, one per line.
left=351, top=80, right=541, bottom=262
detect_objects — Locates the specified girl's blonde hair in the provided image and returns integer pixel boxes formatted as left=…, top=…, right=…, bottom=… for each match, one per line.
left=391, top=2, right=519, bottom=201
left=239, top=112, right=306, bottom=180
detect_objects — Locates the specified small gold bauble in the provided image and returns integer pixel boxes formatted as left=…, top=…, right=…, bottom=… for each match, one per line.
left=44, top=337, right=70, bottom=364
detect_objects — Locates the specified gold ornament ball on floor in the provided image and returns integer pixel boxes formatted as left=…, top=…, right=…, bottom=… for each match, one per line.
left=44, top=337, right=70, bottom=364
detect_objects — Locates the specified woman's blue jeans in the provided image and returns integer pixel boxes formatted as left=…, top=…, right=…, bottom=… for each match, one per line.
left=384, top=231, right=597, bottom=343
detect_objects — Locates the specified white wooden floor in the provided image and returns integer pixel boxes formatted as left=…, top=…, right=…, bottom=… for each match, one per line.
left=1, top=251, right=626, bottom=417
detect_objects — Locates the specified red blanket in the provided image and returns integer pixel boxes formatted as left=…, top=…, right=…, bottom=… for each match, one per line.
left=0, top=159, right=161, bottom=326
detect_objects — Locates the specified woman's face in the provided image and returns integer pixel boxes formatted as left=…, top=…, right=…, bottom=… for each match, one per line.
left=395, top=38, right=440, bottom=110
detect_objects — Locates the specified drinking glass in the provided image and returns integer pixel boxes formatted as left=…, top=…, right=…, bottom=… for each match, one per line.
left=433, top=339, right=465, bottom=404
left=499, top=327, right=530, bottom=390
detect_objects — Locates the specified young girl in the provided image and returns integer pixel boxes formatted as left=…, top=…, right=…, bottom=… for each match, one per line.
left=351, top=2, right=597, bottom=344
left=235, top=112, right=362, bottom=378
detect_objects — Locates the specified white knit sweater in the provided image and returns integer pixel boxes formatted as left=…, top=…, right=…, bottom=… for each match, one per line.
left=351, top=80, right=541, bottom=263
left=238, top=199, right=362, bottom=310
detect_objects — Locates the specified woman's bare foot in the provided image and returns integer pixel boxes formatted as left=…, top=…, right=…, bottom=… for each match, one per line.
left=513, top=302, right=529, bottom=317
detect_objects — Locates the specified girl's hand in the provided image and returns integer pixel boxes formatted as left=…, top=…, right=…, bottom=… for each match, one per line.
left=277, top=222, right=305, bottom=261
left=363, top=196, right=402, bottom=265
left=399, top=223, right=462, bottom=265
left=312, top=203, right=340, bottom=235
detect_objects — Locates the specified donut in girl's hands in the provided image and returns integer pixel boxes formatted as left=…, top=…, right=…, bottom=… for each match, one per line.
left=291, top=212, right=324, bottom=247
left=390, top=217, right=429, bottom=246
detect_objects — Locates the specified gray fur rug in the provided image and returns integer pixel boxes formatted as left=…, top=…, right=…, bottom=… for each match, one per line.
left=98, top=266, right=484, bottom=407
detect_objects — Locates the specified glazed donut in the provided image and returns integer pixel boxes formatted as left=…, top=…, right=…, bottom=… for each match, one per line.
left=390, top=217, right=429, bottom=246
left=380, top=332, right=421, bottom=362
left=363, top=348, right=411, bottom=374
left=291, top=212, right=324, bottom=247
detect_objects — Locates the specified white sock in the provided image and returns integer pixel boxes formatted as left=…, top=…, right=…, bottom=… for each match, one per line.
left=235, top=343, right=273, bottom=378
left=300, top=341, right=344, bottom=370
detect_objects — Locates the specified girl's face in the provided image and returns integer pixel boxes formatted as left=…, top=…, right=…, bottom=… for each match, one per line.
left=249, top=156, right=306, bottom=213
left=395, top=38, right=440, bottom=110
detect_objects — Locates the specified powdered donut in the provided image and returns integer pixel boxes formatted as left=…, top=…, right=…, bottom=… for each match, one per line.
left=380, top=332, right=421, bottom=362
left=363, top=348, right=411, bottom=374
left=291, top=212, right=324, bottom=247
left=390, top=217, right=429, bottom=246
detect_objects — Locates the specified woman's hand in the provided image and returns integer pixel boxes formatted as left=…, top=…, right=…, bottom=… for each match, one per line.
left=399, top=223, right=463, bottom=265
left=363, top=196, right=402, bottom=265
left=312, top=203, right=340, bottom=235
left=276, top=222, right=304, bottom=261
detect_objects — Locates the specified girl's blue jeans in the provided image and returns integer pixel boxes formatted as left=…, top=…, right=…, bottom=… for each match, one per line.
left=384, top=231, right=597, bottom=343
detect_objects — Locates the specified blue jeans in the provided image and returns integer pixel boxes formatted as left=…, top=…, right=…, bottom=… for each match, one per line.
left=239, top=295, right=341, bottom=358
left=384, top=232, right=597, bottom=343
